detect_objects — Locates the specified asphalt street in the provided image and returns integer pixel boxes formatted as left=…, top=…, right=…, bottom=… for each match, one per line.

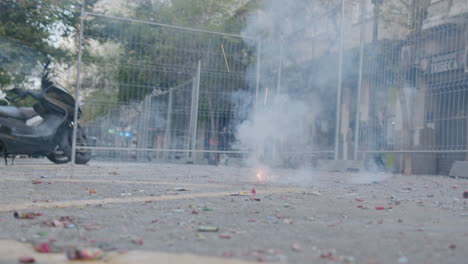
left=0, top=159, right=467, bottom=263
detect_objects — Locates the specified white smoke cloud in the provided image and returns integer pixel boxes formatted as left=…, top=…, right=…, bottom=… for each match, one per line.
left=234, top=0, right=334, bottom=171
left=235, top=94, right=319, bottom=167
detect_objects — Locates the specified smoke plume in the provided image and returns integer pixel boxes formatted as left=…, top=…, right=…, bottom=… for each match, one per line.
left=234, top=0, right=334, bottom=171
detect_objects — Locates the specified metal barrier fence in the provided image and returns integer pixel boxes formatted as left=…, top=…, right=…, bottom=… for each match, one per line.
left=69, top=0, right=468, bottom=174
left=254, top=1, right=346, bottom=168
left=262, top=0, right=468, bottom=174
left=73, top=10, right=257, bottom=163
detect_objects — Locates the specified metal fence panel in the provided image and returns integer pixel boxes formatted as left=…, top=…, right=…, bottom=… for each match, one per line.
left=259, top=0, right=468, bottom=174
left=71, top=0, right=468, bottom=174
left=74, top=12, right=256, bottom=163
left=254, top=1, right=347, bottom=168
left=252, top=0, right=468, bottom=174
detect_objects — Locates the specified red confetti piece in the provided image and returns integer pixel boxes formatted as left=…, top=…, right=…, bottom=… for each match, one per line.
left=222, top=252, right=234, bottom=257
left=34, top=242, right=50, bottom=253
left=131, top=239, right=143, bottom=246
left=18, top=257, right=35, bottom=263
left=219, top=233, right=231, bottom=239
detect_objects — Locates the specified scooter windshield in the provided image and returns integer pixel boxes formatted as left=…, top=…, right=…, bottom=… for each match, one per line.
left=44, top=86, right=76, bottom=114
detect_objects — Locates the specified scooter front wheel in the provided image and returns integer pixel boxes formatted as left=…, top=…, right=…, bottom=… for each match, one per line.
left=46, top=149, right=70, bottom=164
left=48, top=125, right=91, bottom=165
left=71, top=125, right=91, bottom=165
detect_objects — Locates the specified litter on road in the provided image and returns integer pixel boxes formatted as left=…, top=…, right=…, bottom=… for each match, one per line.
left=14, top=212, right=39, bottom=219
left=291, top=243, right=303, bottom=252
left=398, top=256, right=409, bottom=263
left=198, top=226, right=219, bottom=232
left=230, top=189, right=257, bottom=196
left=218, top=233, right=231, bottom=239
left=131, top=238, right=144, bottom=245
left=18, top=256, right=35, bottom=263
left=34, top=242, right=50, bottom=253
left=66, top=248, right=104, bottom=260
left=375, top=206, right=392, bottom=210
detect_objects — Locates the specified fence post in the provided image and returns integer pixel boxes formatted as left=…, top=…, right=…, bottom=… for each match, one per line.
left=164, top=88, right=173, bottom=159
left=277, top=37, right=283, bottom=95
left=255, top=38, right=262, bottom=106
left=188, top=61, right=201, bottom=160
left=71, top=3, right=85, bottom=165
left=354, top=0, right=366, bottom=160
left=334, top=0, right=345, bottom=160
left=144, top=96, right=152, bottom=160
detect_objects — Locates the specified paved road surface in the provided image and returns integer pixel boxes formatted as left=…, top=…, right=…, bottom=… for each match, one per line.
left=0, top=160, right=467, bottom=263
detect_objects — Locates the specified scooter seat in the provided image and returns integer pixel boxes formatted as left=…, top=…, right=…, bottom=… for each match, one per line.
left=0, top=106, right=37, bottom=120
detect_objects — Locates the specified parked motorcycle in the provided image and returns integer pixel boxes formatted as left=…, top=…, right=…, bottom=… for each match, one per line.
left=0, top=62, right=91, bottom=165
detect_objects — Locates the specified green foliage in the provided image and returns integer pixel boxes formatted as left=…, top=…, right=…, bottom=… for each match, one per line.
left=81, top=87, right=119, bottom=123
left=0, top=0, right=97, bottom=87
left=0, top=70, right=12, bottom=89
left=85, top=0, right=254, bottom=105
left=224, top=0, right=261, bottom=34
left=132, top=0, right=246, bottom=32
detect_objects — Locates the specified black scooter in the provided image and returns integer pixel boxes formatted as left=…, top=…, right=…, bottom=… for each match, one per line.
left=0, top=63, right=91, bottom=165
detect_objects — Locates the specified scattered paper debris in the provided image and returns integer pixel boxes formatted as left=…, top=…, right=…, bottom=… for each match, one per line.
left=198, top=226, right=219, bottom=232
left=34, top=242, right=50, bottom=253
left=291, top=243, right=303, bottom=252
left=18, top=257, right=35, bottom=263
left=67, top=248, right=103, bottom=260
left=218, top=233, right=231, bottom=239
left=320, top=252, right=339, bottom=261
left=398, top=256, right=409, bottom=263
left=222, top=252, right=234, bottom=257
left=230, top=191, right=252, bottom=196
left=131, top=238, right=144, bottom=246
left=14, top=212, right=38, bottom=219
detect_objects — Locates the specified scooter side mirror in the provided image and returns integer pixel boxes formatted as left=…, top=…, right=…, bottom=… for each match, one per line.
left=0, top=90, right=7, bottom=100
left=4, top=84, right=14, bottom=91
